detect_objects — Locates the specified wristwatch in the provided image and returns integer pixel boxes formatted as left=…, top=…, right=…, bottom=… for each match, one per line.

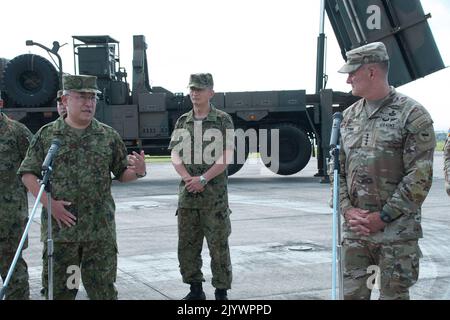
left=199, top=175, right=208, bottom=186
left=379, top=210, right=393, bottom=223
left=135, top=171, right=147, bottom=178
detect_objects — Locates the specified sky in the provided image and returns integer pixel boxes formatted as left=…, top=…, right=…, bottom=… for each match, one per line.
left=2, top=0, right=449, bottom=130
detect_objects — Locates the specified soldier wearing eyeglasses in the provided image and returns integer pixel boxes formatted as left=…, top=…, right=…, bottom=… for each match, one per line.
left=18, top=74, right=147, bottom=300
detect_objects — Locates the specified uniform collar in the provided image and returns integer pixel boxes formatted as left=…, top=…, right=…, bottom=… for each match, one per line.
left=363, top=86, right=396, bottom=118
left=52, top=117, right=104, bottom=135
left=185, top=104, right=218, bottom=123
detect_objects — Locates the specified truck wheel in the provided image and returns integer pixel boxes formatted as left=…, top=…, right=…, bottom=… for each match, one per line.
left=3, top=54, right=58, bottom=107
left=261, top=124, right=312, bottom=175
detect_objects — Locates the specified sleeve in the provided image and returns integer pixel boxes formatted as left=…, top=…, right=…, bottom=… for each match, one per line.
left=110, top=130, right=129, bottom=179
left=17, top=128, right=46, bottom=179
left=381, top=107, right=436, bottom=219
left=222, top=113, right=235, bottom=151
left=444, top=130, right=450, bottom=183
left=168, top=117, right=185, bottom=151
left=338, top=142, right=354, bottom=214
left=16, top=124, right=33, bottom=161
left=328, top=127, right=354, bottom=215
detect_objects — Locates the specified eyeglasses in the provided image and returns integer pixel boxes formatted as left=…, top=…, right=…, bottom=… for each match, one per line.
left=68, top=94, right=98, bottom=103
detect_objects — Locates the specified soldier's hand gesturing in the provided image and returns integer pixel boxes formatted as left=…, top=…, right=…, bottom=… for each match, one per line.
left=127, top=150, right=146, bottom=177
left=50, top=199, right=77, bottom=228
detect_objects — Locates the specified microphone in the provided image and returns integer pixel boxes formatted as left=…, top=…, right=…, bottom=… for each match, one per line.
left=42, top=139, right=61, bottom=171
left=329, top=112, right=343, bottom=148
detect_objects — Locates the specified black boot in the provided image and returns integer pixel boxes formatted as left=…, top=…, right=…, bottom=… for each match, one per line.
left=182, top=283, right=206, bottom=300
left=215, top=289, right=228, bottom=300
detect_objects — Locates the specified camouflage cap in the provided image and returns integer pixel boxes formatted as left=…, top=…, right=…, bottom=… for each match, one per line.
left=63, top=74, right=101, bottom=93
left=338, top=42, right=389, bottom=73
left=188, top=73, right=214, bottom=89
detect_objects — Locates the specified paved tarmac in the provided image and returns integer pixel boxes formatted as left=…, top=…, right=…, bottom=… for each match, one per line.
left=4, top=152, right=450, bottom=300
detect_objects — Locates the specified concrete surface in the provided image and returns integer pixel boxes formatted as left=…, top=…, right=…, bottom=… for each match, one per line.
left=3, top=152, right=450, bottom=300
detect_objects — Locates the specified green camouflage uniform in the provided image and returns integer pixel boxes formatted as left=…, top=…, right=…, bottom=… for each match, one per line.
left=18, top=116, right=128, bottom=300
left=0, top=113, right=32, bottom=300
left=444, top=129, right=450, bottom=194
left=338, top=88, right=435, bottom=299
left=169, top=104, right=234, bottom=290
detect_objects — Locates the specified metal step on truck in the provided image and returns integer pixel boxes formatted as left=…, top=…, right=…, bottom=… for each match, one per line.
left=0, top=0, right=445, bottom=177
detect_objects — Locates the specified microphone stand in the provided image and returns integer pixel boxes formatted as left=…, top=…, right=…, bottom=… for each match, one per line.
left=41, top=165, right=54, bottom=300
left=0, top=166, right=54, bottom=300
left=331, top=140, right=344, bottom=300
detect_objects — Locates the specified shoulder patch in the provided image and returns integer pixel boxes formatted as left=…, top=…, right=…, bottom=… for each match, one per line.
left=405, top=106, right=433, bottom=134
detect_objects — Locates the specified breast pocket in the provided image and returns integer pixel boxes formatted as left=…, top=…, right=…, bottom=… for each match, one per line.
left=49, top=147, right=78, bottom=199
left=341, top=126, right=362, bottom=154
left=374, top=120, right=403, bottom=150
left=83, top=145, right=113, bottom=188
left=85, top=147, right=112, bottom=179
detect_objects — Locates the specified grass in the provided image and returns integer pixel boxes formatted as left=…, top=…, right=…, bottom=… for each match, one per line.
left=144, top=155, right=171, bottom=163
left=143, top=153, right=261, bottom=164
left=436, top=140, right=445, bottom=152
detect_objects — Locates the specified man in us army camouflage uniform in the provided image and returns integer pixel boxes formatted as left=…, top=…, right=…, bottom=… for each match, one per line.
left=169, top=73, right=234, bottom=300
left=335, top=42, right=435, bottom=299
left=444, top=129, right=450, bottom=196
left=0, top=91, right=33, bottom=300
left=18, top=75, right=147, bottom=300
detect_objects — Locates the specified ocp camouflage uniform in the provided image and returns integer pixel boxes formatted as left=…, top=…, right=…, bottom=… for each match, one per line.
left=444, top=129, right=450, bottom=194
left=338, top=87, right=435, bottom=299
left=169, top=105, right=234, bottom=290
left=0, top=113, right=32, bottom=300
left=18, top=116, right=128, bottom=300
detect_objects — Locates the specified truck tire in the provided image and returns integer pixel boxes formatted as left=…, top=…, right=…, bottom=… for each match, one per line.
left=3, top=54, right=58, bottom=107
left=261, top=124, right=312, bottom=175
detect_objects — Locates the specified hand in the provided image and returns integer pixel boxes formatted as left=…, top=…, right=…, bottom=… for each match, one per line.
left=344, top=207, right=370, bottom=236
left=184, top=176, right=205, bottom=193
left=127, top=150, right=146, bottom=177
left=363, top=212, right=386, bottom=235
left=446, top=181, right=450, bottom=196
left=344, top=207, right=369, bottom=222
left=50, top=200, right=76, bottom=228
left=346, top=209, right=386, bottom=236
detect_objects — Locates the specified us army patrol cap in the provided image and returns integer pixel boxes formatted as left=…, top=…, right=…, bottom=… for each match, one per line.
left=338, top=42, right=389, bottom=73
left=188, top=73, right=214, bottom=89
left=63, top=74, right=101, bottom=94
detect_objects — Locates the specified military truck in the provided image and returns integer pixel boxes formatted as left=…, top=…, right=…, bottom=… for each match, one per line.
left=0, top=0, right=444, bottom=177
